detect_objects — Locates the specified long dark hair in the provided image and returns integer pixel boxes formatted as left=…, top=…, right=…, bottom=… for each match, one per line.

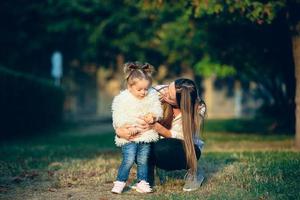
left=174, top=78, right=206, bottom=172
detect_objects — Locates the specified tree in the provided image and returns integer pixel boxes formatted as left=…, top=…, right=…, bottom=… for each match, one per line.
left=2, top=0, right=299, bottom=146
left=187, top=0, right=300, bottom=148
left=194, top=11, right=295, bottom=130
left=0, top=0, right=207, bottom=77
left=0, top=0, right=163, bottom=75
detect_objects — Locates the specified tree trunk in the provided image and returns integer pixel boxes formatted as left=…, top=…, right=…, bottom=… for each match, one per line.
left=292, top=22, right=300, bottom=149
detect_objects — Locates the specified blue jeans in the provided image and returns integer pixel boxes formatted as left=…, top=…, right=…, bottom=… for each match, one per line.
left=116, top=142, right=150, bottom=182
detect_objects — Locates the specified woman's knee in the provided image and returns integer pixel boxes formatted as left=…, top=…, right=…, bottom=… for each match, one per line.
left=152, top=138, right=182, bottom=156
left=151, top=138, right=188, bottom=170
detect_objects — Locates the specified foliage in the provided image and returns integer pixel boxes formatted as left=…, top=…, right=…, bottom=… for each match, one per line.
left=0, top=0, right=298, bottom=126
left=0, top=0, right=163, bottom=73
left=0, top=66, right=64, bottom=137
left=192, top=0, right=285, bottom=24
left=179, top=0, right=297, bottom=125
left=194, top=55, right=236, bottom=78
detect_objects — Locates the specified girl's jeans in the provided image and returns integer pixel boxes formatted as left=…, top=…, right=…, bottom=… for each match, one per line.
left=116, top=142, right=150, bottom=182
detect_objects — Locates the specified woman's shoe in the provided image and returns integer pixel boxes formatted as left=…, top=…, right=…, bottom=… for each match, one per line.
left=183, top=170, right=205, bottom=192
left=111, top=181, right=126, bottom=194
left=136, top=180, right=152, bottom=193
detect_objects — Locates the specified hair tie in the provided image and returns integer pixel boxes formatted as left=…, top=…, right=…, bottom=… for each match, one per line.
left=197, top=99, right=206, bottom=117
left=177, top=84, right=195, bottom=93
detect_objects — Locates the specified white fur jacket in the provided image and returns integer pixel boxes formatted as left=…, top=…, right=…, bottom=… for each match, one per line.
left=112, top=89, right=163, bottom=146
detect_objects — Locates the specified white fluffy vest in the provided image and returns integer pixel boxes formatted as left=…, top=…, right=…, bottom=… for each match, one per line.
left=112, top=89, right=163, bottom=146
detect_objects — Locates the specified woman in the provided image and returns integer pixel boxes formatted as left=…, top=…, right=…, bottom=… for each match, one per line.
left=116, top=78, right=206, bottom=191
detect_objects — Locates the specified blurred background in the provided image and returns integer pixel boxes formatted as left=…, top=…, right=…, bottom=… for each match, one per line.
left=1, top=1, right=300, bottom=199
left=0, top=0, right=297, bottom=137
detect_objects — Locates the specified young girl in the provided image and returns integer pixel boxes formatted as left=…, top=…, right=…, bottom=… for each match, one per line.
left=111, top=62, right=163, bottom=194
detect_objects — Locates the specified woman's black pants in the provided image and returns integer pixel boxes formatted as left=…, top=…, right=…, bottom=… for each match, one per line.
left=147, top=138, right=201, bottom=185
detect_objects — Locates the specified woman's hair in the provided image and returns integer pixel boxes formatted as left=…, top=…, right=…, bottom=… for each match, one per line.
left=160, top=102, right=173, bottom=130
left=123, top=61, right=154, bottom=86
left=174, top=78, right=206, bottom=173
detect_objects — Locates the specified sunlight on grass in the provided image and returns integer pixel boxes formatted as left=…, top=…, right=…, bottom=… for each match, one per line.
left=0, top=129, right=299, bottom=199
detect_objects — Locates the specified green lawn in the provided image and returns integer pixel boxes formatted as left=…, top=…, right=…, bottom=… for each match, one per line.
left=0, top=126, right=299, bottom=200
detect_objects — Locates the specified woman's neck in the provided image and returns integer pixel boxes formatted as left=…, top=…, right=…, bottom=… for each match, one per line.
left=173, top=107, right=181, bottom=117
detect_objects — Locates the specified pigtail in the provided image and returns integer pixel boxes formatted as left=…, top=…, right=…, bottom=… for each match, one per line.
left=141, top=63, right=154, bottom=76
left=123, top=62, right=140, bottom=80
left=122, top=61, right=154, bottom=86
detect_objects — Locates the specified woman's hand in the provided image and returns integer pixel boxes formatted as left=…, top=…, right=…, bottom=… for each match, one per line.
left=115, top=125, right=131, bottom=140
left=116, top=124, right=141, bottom=140
left=135, top=117, right=171, bottom=138
left=158, top=87, right=168, bottom=102
left=136, top=117, right=152, bottom=132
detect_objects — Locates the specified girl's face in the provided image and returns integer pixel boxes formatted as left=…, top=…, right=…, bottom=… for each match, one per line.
left=161, top=82, right=177, bottom=106
left=128, top=79, right=150, bottom=99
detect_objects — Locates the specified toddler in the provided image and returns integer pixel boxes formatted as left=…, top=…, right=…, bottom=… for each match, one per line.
left=111, top=62, right=163, bottom=194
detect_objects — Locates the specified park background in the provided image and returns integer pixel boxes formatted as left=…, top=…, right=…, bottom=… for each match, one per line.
left=0, top=1, right=300, bottom=199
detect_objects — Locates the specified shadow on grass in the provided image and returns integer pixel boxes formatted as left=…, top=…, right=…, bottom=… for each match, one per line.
left=0, top=132, right=117, bottom=182
left=0, top=130, right=239, bottom=197
left=1, top=127, right=299, bottom=199
left=149, top=153, right=239, bottom=189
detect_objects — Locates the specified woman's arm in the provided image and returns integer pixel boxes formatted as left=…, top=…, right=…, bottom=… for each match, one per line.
left=135, top=117, right=172, bottom=138
left=115, top=126, right=131, bottom=140
left=152, top=122, right=172, bottom=138
left=115, top=125, right=141, bottom=140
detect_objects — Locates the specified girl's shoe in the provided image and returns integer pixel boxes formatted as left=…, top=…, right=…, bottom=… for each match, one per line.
left=136, top=180, right=152, bottom=193
left=111, top=181, right=126, bottom=194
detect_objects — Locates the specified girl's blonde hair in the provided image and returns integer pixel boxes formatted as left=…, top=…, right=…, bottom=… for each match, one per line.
left=175, top=78, right=206, bottom=173
left=123, top=62, right=154, bottom=86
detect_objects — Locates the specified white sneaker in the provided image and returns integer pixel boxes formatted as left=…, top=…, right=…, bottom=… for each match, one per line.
left=111, top=181, right=126, bottom=194
left=136, top=180, right=152, bottom=193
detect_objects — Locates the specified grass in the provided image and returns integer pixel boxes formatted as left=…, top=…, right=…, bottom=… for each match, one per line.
left=204, top=118, right=293, bottom=134
left=0, top=124, right=299, bottom=200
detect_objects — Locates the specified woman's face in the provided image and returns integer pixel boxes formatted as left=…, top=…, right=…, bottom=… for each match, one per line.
left=161, top=82, right=177, bottom=106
